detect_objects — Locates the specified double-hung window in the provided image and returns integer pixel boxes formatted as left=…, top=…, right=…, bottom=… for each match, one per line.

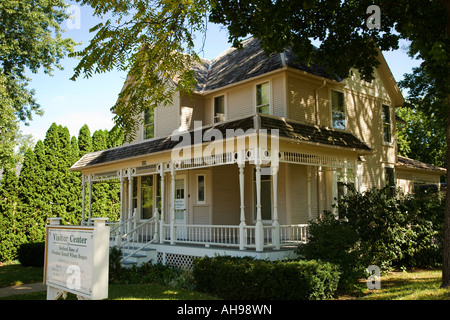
left=382, top=105, right=392, bottom=143
left=331, top=90, right=346, bottom=129
left=214, top=95, right=225, bottom=123
left=144, top=108, right=155, bottom=139
left=385, top=167, right=395, bottom=195
left=256, top=82, right=270, bottom=114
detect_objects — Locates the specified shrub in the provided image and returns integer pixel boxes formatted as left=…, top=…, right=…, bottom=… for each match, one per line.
left=193, top=256, right=340, bottom=300
left=299, top=187, right=445, bottom=292
left=17, top=242, right=45, bottom=267
left=296, top=210, right=366, bottom=290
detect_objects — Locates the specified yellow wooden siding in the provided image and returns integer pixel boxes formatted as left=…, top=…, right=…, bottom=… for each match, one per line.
left=212, top=164, right=240, bottom=225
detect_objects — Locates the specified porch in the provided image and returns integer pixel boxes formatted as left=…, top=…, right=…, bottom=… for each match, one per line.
left=106, top=213, right=308, bottom=267
left=73, top=114, right=369, bottom=267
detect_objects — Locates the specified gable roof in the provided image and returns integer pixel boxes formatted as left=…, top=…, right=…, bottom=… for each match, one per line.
left=71, top=114, right=371, bottom=171
left=194, top=37, right=336, bottom=93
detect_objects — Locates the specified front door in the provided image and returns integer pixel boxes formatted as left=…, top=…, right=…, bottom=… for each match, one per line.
left=174, top=175, right=187, bottom=239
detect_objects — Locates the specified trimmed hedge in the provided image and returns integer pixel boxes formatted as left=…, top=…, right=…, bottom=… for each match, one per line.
left=17, top=242, right=45, bottom=267
left=193, top=256, right=340, bottom=300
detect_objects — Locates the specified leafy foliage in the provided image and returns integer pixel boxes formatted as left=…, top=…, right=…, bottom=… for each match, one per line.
left=0, top=122, right=123, bottom=262
left=71, top=0, right=210, bottom=141
left=0, top=0, right=75, bottom=167
left=193, top=256, right=340, bottom=300
left=297, top=187, right=445, bottom=291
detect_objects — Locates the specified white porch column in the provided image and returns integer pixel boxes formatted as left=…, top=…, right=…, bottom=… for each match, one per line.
left=170, top=162, right=176, bottom=245
left=272, top=164, right=280, bottom=250
left=119, top=170, right=124, bottom=222
left=128, top=168, right=133, bottom=219
left=306, top=166, right=312, bottom=221
left=88, top=174, right=92, bottom=223
left=255, top=164, right=264, bottom=251
left=238, top=152, right=246, bottom=250
left=159, top=163, right=165, bottom=244
left=81, top=175, right=86, bottom=225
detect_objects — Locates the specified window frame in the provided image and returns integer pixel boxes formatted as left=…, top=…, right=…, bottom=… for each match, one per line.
left=143, top=108, right=155, bottom=140
left=196, top=174, right=206, bottom=204
left=255, top=81, right=271, bottom=115
left=330, top=89, right=346, bottom=130
left=213, top=94, right=226, bottom=123
left=383, top=165, right=396, bottom=195
left=382, top=104, right=392, bottom=144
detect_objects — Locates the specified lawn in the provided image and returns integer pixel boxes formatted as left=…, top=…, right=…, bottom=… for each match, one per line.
left=350, top=269, right=450, bottom=300
left=1, top=262, right=450, bottom=300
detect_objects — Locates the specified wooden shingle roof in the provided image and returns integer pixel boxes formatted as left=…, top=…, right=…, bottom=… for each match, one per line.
left=396, top=156, right=446, bottom=173
left=193, top=37, right=335, bottom=93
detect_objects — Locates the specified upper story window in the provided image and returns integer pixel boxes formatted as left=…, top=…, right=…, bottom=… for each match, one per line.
left=214, top=95, right=225, bottom=123
left=382, top=104, right=392, bottom=143
left=144, top=108, right=154, bottom=139
left=331, top=90, right=345, bottom=129
left=256, top=82, right=270, bottom=114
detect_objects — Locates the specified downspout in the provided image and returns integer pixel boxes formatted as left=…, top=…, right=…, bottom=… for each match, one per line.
left=315, top=80, right=326, bottom=218
left=314, top=80, right=327, bottom=126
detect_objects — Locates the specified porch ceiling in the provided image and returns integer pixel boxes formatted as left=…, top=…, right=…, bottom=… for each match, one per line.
left=70, top=114, right=371, bottom=172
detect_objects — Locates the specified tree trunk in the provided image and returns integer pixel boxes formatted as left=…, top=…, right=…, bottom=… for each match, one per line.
left=442, top=95, right=450, bottom=288
left=441, top=0, right=450, bottom=288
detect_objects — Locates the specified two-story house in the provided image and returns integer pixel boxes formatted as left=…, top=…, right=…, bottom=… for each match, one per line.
left=70, top=37, right=444, bottom=268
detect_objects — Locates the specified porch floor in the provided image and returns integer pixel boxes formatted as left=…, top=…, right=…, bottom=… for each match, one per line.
left=118, top=241, right=301, bottom=269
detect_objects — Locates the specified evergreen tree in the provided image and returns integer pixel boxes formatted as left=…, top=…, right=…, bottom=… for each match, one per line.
left=78, top=124, right=92, bottom=157
left=92, top=129, right=109, bottom=151
left=90, top=129, right=121, bottom=222
left=0, top=167, right=23, bottom=261
left=17, top=147, right=49, bottom=243
left=42, top=123, right=81, bottom=224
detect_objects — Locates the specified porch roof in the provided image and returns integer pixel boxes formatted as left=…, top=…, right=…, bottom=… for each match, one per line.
left=70, top=114, right=371, bottom=171
left=396, top=156, right=446, bottom=174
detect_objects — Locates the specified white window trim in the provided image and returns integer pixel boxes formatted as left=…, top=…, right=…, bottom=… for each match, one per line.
left=255, top=80, right=272, bottom=115
left=382, top=163, right=396, bottom=189
left=212, top=94, right=227, bottom=124
left=330, top=89, right=347, bottom=130
left=143, top=108, right=156, bottom=140
left=136, top=175, right=161, bottom=221
left=382, top=104, right=394, bottom=146
left=196, top=173, right=206, bottom=204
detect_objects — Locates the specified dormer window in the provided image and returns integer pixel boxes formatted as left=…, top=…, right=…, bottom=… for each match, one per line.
left=256, top=82, right=270, bottom=114
left=331, top=90, right=346, bottom=129
left=214, top=95, right=225, bottom=123
left=144, top=108, right=154, bottom=139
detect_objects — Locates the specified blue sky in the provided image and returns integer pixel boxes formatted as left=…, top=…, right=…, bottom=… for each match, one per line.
left=20, top=2, right=422, bottom=143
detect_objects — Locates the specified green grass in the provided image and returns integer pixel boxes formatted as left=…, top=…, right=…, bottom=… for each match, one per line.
left=2, top=262, right=450, bottom=300
left=0, top=283, right=219, bottom=300
left=0, top=261, right=43, bottom=288
left=342, top=269, right=450, bottom=300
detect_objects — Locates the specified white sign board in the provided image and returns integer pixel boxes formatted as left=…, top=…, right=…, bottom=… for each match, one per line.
left=174, top=199, right=185, bottom=210
left=44, top=218, right=109, bottom=300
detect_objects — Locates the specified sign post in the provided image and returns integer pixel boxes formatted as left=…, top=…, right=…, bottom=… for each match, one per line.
left=44, top=217, right=110, bottom=300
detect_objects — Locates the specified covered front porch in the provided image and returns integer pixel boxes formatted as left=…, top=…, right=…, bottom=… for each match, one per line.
left=79, top=150, right=360, bottom=267
left=72, top=114, right=370, bottom=267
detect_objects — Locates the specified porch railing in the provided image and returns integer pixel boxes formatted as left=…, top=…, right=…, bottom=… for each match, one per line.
left=159, top=223, right=308, bottom=250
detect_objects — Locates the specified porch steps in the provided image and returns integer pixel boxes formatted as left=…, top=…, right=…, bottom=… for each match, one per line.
left=121, top=246, right=158, bottom=268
